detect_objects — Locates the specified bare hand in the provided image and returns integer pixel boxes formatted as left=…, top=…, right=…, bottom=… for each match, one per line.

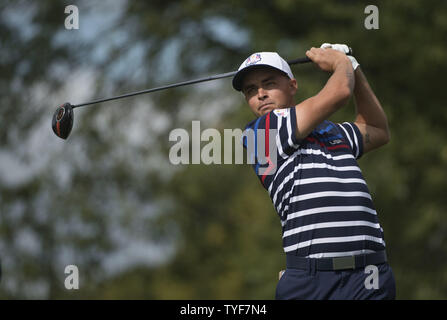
left=306, top=47, right=350, bottom=72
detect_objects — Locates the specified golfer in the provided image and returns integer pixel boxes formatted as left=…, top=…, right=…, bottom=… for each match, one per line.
left=233, top=44, right=396, bottom=299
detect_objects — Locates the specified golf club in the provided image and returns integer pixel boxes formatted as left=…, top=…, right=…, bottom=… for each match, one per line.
left=52, top=49, right=352, bottom=140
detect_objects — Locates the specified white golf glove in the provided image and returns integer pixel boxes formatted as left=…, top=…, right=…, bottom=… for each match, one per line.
left=320, top=43, right=359, bottom=70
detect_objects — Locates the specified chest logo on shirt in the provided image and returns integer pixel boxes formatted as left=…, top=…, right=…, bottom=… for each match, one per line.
left=273, top=109, right=289, bottom=117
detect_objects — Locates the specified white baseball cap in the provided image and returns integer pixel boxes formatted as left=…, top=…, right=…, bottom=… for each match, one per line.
left=232, top=52, right=294, bottom=91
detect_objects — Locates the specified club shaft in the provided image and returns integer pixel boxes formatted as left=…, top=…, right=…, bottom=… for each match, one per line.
left=73, top=71, right=238, bottom=108
left=71, top=56, right=318, bottom=109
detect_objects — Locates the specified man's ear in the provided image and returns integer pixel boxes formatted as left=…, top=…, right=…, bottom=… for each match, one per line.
left=289, top=79, right=298, bottom=95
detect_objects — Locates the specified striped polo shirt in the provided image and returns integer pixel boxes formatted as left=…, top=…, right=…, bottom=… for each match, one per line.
left=242, top=107, right=386, bottom=258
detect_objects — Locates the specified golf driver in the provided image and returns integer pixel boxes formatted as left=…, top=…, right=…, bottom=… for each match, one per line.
left=52, top=49, right=352, bottom=140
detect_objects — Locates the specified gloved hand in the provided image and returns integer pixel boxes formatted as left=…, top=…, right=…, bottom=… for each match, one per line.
left=320, top=43, right=359, bottom=70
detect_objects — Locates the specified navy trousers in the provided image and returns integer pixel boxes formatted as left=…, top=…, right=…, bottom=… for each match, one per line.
left=276, top=262, right=396, bottom=300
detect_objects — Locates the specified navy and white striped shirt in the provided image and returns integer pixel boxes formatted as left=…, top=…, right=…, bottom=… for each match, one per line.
left=243, top=107, right=386, bottom=258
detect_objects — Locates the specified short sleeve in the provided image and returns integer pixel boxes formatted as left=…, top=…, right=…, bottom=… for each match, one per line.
left=337, top=122, right=364, bottom=159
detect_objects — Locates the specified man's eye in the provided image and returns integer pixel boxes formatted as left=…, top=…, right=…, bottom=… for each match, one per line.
left=246, top=88, right=256, bottom=95
left=266, top=81, right=275, bottom=87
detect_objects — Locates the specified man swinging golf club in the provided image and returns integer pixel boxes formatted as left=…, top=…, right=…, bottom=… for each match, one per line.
left=233, top=44, right=396, bottom=300
left=50, top=42, right=395, bottom=300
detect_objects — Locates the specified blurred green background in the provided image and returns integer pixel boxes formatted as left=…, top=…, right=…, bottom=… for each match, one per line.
left=0, top=0, right=446, bottom=299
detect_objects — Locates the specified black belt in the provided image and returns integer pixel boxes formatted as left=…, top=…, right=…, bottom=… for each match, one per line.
left=286, top=251, right=387, bottom=271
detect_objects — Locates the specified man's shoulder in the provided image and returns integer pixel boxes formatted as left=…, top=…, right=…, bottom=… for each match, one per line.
left=244, top=118, right=259, bottom=131
left=243, top=113, right=269, bottom=131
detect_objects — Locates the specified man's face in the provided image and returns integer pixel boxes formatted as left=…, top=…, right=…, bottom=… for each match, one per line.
left=241, top=68, right=297, bottom=117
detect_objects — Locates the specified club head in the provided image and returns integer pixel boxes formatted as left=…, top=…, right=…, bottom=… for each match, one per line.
left=52, top=103, right=74, bottom=139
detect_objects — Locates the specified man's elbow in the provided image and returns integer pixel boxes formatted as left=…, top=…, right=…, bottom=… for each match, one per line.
left=383, top=129, right=391, bottom=145
left=379, top=127, right=391, bottom=147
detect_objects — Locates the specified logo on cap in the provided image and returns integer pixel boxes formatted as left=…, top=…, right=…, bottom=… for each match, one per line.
left=245, top=53, right=262, bottom=66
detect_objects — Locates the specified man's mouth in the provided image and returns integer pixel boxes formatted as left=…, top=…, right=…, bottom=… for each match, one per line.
left=258, top=103, right=274, bottom=112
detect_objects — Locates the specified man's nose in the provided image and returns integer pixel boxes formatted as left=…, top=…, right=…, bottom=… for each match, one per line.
left=257, top=88, right=268, bottom=100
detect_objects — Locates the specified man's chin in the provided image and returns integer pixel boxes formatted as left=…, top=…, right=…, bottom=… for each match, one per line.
left=259, top=106, right=276, bottom=116
left=261, top=106, right=278, bottom=116
left=260, top=110, right=269, bottom=116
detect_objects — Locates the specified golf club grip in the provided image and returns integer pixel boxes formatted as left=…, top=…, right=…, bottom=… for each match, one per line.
left=288, top=48, right=353, bottom=65
left=287, top=57, right=312, bottom=65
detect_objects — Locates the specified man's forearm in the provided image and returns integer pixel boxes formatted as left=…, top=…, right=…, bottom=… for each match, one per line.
left=354, top=68, right=389, bottom=133
left=318, top=58, right=355, bottom=110
left=329, top=58, right=355, bottom=99
left=294, top=51, right=355, bottom=140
